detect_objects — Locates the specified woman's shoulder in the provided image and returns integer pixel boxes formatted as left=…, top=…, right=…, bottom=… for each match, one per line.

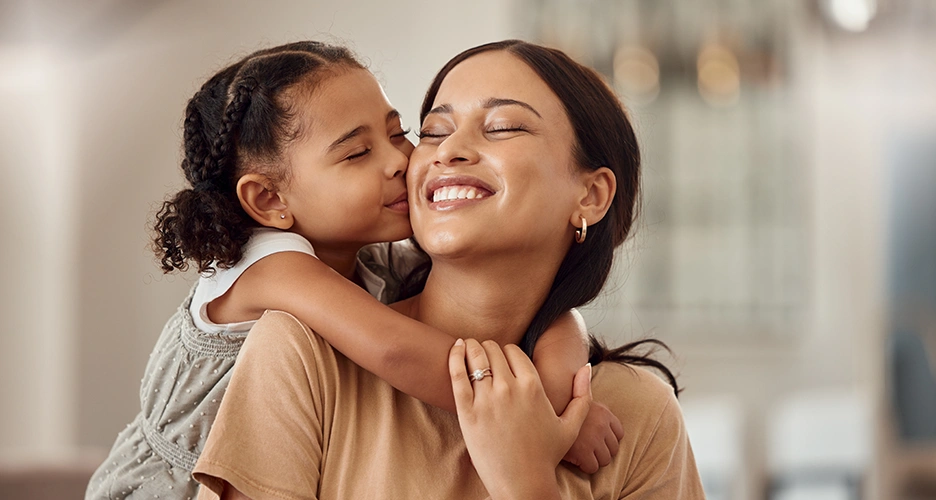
left=590, top=362, right=684, bottom=444
left=240, top=310, right=333, bottom=364
left=592, top=362, right=678, bottom=410
left=588, top=362, right=705, bottom=498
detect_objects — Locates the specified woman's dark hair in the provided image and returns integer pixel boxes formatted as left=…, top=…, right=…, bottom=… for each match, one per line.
left=153, top=41, right=363, bottom=274
left=419, top=40, right=680, bottom=395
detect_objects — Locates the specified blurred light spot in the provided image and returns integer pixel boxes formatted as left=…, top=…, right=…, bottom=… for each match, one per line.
left=825, top=0, right=877, bottom=32
left=613, top=45, right=660, bottom=104
left=697, top=43, right=740, bottom=107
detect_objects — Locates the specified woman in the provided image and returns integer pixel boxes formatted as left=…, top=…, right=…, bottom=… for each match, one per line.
left=193, top=40, right=704, bottom=499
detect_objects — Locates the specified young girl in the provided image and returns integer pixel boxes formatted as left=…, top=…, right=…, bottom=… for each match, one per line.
left=86, top=41, right=622, bottom=500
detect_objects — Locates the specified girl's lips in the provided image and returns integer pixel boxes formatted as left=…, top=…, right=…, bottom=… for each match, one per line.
left=386, top=192, right=409, bottom=213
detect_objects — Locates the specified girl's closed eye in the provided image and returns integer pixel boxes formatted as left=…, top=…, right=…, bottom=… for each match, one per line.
left=345, top=147, right=371, bottom=161
left=390, top=128, right=411, bottom=140
left=390, top=128, right=412, bottom=146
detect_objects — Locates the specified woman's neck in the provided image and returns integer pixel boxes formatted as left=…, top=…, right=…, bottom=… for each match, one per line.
left=405, top=255, right=561, bottom=346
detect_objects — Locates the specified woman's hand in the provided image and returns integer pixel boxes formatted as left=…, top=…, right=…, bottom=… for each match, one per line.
left=449, top=338, right=592, bottom=500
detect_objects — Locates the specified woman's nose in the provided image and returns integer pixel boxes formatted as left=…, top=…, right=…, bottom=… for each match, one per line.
left=435, top=129, right=479, bottom=167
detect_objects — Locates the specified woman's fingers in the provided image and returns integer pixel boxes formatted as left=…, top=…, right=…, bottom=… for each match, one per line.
left=558, top=364, right=592, bottom=443
left=449, top=339, right=473, bottom=409
left=480, top=340, right=513, bottom=388
left=464, top=338, right=493, bottom=391
left=502, top=343, right=539, bottom=379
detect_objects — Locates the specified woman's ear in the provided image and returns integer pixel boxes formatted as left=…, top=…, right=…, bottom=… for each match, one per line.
left=236, top=173, right=293, bottom=229
left=570, top=166, right=616, bottom=229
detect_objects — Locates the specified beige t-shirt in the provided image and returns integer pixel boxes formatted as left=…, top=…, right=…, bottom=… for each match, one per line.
left=193, top=310, right=704, bottom=499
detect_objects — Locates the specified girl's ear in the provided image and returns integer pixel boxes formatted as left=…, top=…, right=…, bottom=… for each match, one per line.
left=236, top=173, right=293, bottom=229
left=569, top=167, right=616, bottom=231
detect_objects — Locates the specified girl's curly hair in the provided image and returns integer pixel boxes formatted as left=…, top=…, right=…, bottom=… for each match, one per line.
left=153, top=41, right=363, bottom=274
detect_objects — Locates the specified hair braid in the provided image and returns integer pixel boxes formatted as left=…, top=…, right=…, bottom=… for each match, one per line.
left=206, top=78, right=258, bottom=191
left=152, top=42, right=363, bottom=275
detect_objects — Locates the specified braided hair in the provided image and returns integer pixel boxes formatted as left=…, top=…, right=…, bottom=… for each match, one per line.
left=153, top=42, right=363, bottom=274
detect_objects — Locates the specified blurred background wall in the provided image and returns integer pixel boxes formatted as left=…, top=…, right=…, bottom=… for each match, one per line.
left=1, top=0, right=934, bottom=498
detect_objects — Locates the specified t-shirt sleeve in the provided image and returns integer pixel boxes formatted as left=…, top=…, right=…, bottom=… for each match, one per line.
left=194, top=310, right=335, bottom=500
left=618, top=386, right=706, bottom=499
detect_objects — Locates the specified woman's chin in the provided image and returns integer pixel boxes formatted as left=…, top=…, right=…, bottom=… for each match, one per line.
left=414, top=231, right=479, bottom=261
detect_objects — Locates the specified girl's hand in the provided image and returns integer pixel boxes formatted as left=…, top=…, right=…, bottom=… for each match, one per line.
left=563, top=401, right=625, bottom=473
left=449, top=338, right=592, bottom=500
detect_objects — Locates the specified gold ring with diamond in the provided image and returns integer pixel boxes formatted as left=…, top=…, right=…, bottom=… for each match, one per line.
left=470, top=368, right=492, bottom=382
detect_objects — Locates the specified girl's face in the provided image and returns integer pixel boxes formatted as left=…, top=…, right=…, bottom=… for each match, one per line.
left=280, top=68, right=414, bottom=250
left=408, top=51, right=583, bottom=259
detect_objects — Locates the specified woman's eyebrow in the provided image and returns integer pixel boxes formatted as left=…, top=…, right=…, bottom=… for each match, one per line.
left=483, top=98, right=542, bottom=118
left=426, top=99, right=542, bottom=118
left=427, top=104, right=452, bottom=115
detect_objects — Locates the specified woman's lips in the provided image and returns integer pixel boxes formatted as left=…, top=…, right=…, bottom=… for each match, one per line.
left=425, top=175, right=495, bottom=210
left=385, top=191, right=409, bottom=213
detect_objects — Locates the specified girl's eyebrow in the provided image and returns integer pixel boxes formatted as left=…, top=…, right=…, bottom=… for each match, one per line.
left=327, top=110, right=402, bottom=152
left=426, top=99, right=542, bottom=118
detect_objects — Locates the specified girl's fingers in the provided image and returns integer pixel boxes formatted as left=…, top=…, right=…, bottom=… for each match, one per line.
left=449, top=339, right=473, bottom=409
left=464, top=338, right=493, bottom=391
left=610, top=409, right=625, bottom=442
left=605, top=427, right=621, bottom=458
left=595, top=442, right=612, bottom=466
left=480, top=340, right=513, bottom=387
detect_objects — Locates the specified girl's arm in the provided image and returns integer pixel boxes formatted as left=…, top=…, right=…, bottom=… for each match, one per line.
left=214, top=250, right=614, bottom=423
left=533, top=310, right=626, bottom=474
left=212, top=250, right=459, bottom=412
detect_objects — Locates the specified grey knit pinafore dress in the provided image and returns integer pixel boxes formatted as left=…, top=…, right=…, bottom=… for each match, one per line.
left=85, top=239, right=425, bottom=499
left=86, top=288, right=243, bottom=499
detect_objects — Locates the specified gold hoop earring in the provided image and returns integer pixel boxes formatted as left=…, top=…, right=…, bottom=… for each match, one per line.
left=575, top=216, right=587, bottom=244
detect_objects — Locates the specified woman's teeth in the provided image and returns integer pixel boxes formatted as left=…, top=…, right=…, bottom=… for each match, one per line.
left=432, top=185, right=487, bottom=203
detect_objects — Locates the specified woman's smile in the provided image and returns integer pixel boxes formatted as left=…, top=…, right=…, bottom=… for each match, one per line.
left=425, top=174, right=496, bottom=210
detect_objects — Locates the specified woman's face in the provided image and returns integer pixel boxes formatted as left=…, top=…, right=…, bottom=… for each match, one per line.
left=409, top=51, right=583, bottom=259
left=280, top=68, right=415, bottom=249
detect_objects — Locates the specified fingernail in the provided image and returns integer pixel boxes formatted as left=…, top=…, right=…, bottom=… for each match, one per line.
left=455, top=338, right=464, bottom=346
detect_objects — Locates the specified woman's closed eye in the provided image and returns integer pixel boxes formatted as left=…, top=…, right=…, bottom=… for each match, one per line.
left=487, top=124, right=528, bottom=134
left=417, top=129, right=450, bottom=141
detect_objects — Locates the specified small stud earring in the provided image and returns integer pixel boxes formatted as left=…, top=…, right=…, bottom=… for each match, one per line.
left=280, top=214, right=286, bottom=220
